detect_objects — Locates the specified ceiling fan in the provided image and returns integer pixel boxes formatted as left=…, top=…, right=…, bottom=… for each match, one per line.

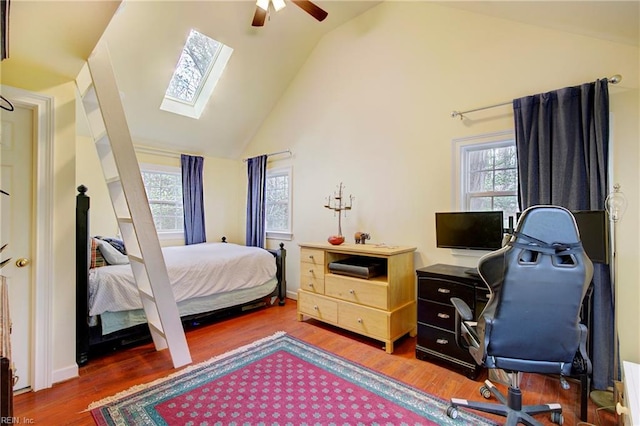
left=252, top=0, right=328, bottom=27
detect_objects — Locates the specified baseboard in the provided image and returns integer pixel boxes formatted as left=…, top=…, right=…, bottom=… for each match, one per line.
left=52, top=364, right=79, bottom=385
left=286, top=290, right=298, bottom=300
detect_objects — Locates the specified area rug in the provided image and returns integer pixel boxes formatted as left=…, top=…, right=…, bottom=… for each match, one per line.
left=90, top=332, right=495, bottom=425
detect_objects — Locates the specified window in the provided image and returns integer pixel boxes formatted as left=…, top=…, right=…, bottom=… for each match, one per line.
left=140, top=164, right=184, bottom=237
left=265, top=167, right=292, bottom=240
left=160, top=29, right=233, bottom=119
left=454, top=131, right=518, bottom=229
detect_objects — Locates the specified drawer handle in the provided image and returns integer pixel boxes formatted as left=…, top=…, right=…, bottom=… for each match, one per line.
left=307, top=282, right=314, bottom=288
left=357, top=318, right=362, bottom=324
left=308, top=255, right=314, bottom=259
left=436, top=338, right=449, bottom=345
left=437, top=313, right=450, bottom=319
left=309, top=269, right=314, bottom=274
left=437, top=288, right=451, bottom=294
left=313, top=305, right=318, bottom=311
left=349, top=289, right=355, bottom=295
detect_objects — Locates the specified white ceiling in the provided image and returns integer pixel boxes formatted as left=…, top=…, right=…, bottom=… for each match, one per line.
left=101, top=0, right=381, bottom=159
left=5, top=1, right=639, bottom=159
left=4, top=0, right=121, bottom=80
left=439, top=1, right=639, bottom=48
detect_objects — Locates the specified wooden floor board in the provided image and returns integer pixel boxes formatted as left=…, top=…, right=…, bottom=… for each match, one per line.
left=14, top=300, right=617, bottom=425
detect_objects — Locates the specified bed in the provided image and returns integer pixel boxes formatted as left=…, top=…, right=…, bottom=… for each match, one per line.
left=75, top=186, right=286, bottom=365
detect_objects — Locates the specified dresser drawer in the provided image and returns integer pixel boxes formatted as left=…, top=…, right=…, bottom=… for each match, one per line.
left=300, top=264, right=325, bottom=295
left=298, top=291, right=338, bottom=323
left=301, top=263, right=324, bottom=279
left=417, top=300, right=455, bottom=330
left=418, top=277, right=474, bottom=306
left=417, top=323, right=475, bottom=363
left=325, top=274, right=388, bottom=309
left=300, top=248, right=325, bottom=266
left=339, top=303, right=388, bottom=339
left=299, top=275, right=325, bottom=294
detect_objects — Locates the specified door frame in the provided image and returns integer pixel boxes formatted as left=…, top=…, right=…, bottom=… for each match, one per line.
left=1, top=85, right=54, bottom=391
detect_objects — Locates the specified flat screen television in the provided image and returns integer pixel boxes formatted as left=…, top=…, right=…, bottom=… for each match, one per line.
left=572, top=210, right=609, bottom=264
left=435, top=211, right=504, bottom=251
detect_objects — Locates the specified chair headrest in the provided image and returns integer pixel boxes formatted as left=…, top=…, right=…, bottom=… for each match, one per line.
left=514, top=205, right=581, bottom=248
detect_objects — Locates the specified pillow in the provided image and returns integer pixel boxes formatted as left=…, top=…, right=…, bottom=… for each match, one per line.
left=99, top=237, right=127, bottom=255
left=90, top=238, right=107, bottom=269
left=97, top=239, right=130, bottom=265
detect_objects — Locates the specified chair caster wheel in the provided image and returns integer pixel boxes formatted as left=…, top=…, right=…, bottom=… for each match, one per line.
left=479, top=385, right=491, bottom=399
left=551, top=412, right=564, bottom=425
left=446, top=406, right=458, bottom=419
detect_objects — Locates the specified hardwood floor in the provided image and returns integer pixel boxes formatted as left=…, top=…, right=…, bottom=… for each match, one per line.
left=15, top=299, right=616, bottom=425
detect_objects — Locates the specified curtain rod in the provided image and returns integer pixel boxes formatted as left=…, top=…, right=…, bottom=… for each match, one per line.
left=243, top=149, right=292, bottom=162
left=450, top=74, right=622, bottom=120
left=134, top=144, right=182, bottom=159
left=134, top=144, right=211, bottom=160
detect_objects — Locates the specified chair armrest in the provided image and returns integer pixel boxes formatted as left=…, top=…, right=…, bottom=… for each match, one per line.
left=451, top=297, right=473, bottom=321
left=451, top=297, right=475, bottom=351
left=573, top=323, right=592, bottom=375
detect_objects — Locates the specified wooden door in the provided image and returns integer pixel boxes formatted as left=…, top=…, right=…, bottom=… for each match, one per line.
left=1, top=104, right=34, bottom=391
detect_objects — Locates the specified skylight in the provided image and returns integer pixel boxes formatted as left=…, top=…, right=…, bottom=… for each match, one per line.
left=160, top=29, right=233, bottom=119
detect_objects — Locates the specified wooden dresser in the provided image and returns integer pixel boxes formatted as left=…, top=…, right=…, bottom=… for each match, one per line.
left=297, top=242, right=416, bottom=353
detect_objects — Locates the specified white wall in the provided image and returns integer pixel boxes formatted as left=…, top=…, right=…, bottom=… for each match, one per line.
left=243, top=2, right=640, bottom=362
left=75, top=141, right=245, bottom=246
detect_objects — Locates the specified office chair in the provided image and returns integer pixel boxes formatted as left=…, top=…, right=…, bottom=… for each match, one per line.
left=446, top=205, right=593, bottom=426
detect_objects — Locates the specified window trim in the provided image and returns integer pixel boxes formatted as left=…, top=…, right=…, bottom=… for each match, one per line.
left=160, top=31, right=234, bottom=119
left=462, top=141, right=518, bottom=212
left=451, top=130, right=515, bottom=211
left=449, top=131, right=517, bottom=258
left=265, top=166, right=293, bottom=241
left=139, top=163, right=184, bottom=240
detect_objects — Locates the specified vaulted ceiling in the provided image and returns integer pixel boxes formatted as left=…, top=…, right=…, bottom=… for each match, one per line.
left=100, top=1, right=381, bottom=159
left=4, top=1, right=639, bottom=159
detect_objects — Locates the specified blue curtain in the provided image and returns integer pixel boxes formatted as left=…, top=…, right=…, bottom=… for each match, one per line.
left=181, top=154, right=206, bottom=245
left=513, top=79, right=613, bottom=390
left=245, top=155, right=267, bottom=248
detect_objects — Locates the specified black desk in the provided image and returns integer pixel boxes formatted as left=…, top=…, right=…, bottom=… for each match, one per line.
left=415, top=264, right=488, bottom=379
left=415, top=263, right=593, bottom=421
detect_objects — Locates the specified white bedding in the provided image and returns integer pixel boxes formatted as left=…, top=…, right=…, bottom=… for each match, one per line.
left=89, top=242, right=277, bottom=316
left=98, top=278, right=278, bottom=335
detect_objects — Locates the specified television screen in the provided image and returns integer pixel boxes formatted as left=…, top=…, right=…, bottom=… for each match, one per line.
left=572, top=210, right=609, bottom=264
left=435, top=211, right=504, bottom=250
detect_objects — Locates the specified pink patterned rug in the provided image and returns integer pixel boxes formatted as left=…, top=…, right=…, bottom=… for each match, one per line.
left=90, top=332, right=495, bottom=425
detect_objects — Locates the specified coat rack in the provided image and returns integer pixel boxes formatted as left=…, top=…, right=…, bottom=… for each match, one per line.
left=0, top=189, right=9, bottom=268
left=0, top=185, right=12, bottom=421
left=0, top=96, right=14, bottom=112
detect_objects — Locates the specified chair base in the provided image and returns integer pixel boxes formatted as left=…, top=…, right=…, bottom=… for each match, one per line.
left=447, top=379, right=564, bottom=426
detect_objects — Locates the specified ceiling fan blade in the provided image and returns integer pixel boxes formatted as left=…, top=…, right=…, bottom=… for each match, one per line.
left=252, top=6, right=267, bottom=27
left=291, top=0, right=328, bottom=22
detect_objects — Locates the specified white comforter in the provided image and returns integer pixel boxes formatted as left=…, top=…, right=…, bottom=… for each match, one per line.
left=89, top=242, right=277, bottom=316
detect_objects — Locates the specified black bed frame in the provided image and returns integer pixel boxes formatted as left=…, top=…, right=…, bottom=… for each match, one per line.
left=75, top=185, right=286, bottom=365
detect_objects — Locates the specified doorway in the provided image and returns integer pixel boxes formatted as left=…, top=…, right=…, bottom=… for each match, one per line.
left=1, top=102, right=33, bottom=392
left=1, top=85, right=54, bottom=391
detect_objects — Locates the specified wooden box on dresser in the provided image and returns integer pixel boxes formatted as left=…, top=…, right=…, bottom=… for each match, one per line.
left=415, top=263, right=490, bottom=379
left=297, top=243, right=416, bottom=353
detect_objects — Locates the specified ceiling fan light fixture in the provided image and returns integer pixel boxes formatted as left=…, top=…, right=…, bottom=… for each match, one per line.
left=252, top=0, right=327, bottom=26
left=272, top=0, right=286, bottom=12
